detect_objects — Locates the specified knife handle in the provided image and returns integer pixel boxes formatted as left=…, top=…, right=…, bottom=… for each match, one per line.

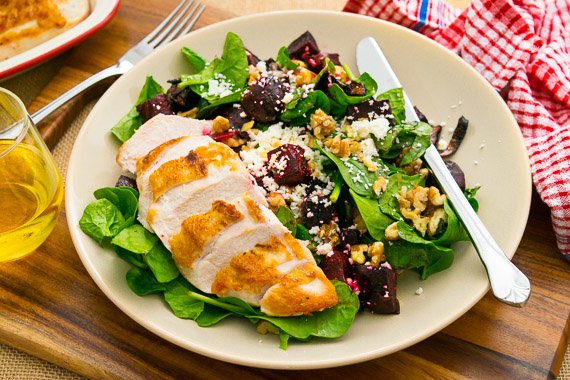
left=424, top=146, right=531, bottom=306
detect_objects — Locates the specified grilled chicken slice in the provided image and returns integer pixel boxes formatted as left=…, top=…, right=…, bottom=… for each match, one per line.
left=116, top=114, right=213, bottom=174
left=117, top=114, right=338, bottom=316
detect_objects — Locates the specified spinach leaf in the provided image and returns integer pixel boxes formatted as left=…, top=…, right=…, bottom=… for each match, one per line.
left=376, top=88, right=405, bottom=124
left=349, top=189, right=394, bottom=241
left=431, top=199, right=470, bottom=246
left=384, top=238, right=454, bottom=279
left=280, top=90, right=330, bottom=126
left=196, top=91, right=242, bottom=118
left=164, top=278, right=206, bottom=319
left=79, top=199, right=126, bottom=245
left=315, top=144, right=385, bottom=198
left=328, top=72, right=377, bottom=106
left=111, top=76, right=164, bottom=142
left=126, top=266, right=168, bottom=296
left=276, top=205, right=297, bottom=235
left=376, top=122, right=432, bottom=166
left=185, top=281, right=359, bottom=349
left=464, top=186, right=481, bottom=212
left=181, top=47, right=206, bottom=72
left=392, top=221, right=455, bottom=279
left=111, top=224, right=158, bottom=254
left=179, top=32, right=248, bottom=102
left=145, top=243, right=180, bottom=283
left=93, top=186, right=139, bottom=227
left=378, top=173, right=425, bottom=220
left=276, top=46, right=298, bottom=70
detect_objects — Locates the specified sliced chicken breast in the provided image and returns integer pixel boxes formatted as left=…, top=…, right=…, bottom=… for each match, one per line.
left=119, top=115, right=339, bottom=316
left=116, top=114, right=213, bottom=174
left=149, top=172, right=266, bottom=247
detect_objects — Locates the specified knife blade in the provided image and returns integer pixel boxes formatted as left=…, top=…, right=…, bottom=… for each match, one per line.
left=356, top=37, right=531, bottom=306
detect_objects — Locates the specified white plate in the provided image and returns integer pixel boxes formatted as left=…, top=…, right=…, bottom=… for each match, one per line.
left=0, top=0, right=120, bottom=80
left=66, top=11, right=532, bottom=369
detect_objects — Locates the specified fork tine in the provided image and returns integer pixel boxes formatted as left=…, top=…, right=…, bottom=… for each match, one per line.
left=141, top=0, right=192, bottom=45
left=155, top=3, right=205, bottom=49
left=175, top=4, right=206, bottom=38
left=148, top=0, right=195, bottom=47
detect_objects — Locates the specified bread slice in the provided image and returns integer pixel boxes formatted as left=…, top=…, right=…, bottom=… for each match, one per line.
left=0, top=0, right=90, bottom=61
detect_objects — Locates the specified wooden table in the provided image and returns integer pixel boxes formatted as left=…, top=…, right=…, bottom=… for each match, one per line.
left=1, top=1, right=569, bottom=378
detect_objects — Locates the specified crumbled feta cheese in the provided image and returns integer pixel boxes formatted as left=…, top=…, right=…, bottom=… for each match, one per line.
left=415, top=287, right=424, bottom=295
left=350, top=117, right=390, bottom=140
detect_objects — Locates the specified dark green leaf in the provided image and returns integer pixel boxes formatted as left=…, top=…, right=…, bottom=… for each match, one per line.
left=144, top=243, right=180, bottom=283
left=276, top=206, right=297, bottom=235
left=280, top=90, right=330, bottom=125
left=349, top=189, right=394, bottom=241
left=111, top=224, right=158, bottom=254
left=126, top=266, right=167, bottom=296
left=111, top=76, right=164, bottom=142
left=182, top=47, right=207, bottom=72
left=276, top=46, right=298, bottom=70
left=79, top=198, right=126, bottom=245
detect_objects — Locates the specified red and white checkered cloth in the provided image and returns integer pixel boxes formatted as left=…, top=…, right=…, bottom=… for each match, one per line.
left=344, top=0, right=570, bottom=261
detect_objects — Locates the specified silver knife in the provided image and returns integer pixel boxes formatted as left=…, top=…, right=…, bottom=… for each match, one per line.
left=356, top=37, right=531, bottom=306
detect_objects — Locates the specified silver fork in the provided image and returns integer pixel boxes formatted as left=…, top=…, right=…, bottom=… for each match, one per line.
left=31, top=0, right=205, bottom=125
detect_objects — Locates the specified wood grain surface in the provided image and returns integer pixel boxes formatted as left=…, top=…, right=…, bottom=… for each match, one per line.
left=1, top=1, right=569, bottom=379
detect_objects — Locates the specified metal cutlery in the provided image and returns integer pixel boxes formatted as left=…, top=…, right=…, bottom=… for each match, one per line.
left=356, top=36, right=531, bottom=306
left=31, top=0, right=205, bottom=125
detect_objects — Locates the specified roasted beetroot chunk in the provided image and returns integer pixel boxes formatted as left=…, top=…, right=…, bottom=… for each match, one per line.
left=136, top=94, right=175, bottom=122
left=347, top=99, right=395, bottom=125
left=267, top=144, right=311, bottom=186
left=215, top=104, right=252, bottom=130
left=166, top=80, right=200, bottom=112
left=299, top=193, right=336, bottom=228
left=115, top=175, right=137, bottom=189
left=319, top=249, right=354, bottom=282
left=353, top=264, right=400, bottom=314
left=287, top=31, right=320, bottom=61
left=241, top=76, right=287, bottom=123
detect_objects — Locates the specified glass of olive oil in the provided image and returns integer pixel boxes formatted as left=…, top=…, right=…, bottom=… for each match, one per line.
left=0, top=88, right=63, bottom=262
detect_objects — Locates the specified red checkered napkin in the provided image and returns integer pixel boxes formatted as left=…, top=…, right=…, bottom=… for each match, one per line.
left=344, top=0, right=570, bottom=260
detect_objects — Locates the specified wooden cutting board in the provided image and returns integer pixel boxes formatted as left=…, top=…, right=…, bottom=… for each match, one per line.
left=1, top=1, right=569, bottom=378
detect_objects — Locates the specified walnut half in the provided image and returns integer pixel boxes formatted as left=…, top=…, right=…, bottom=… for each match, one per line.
left=396, top=185, right=448, bottom=237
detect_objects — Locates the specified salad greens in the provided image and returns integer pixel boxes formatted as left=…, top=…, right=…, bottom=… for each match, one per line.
left=80, top=31, right=480, bottom=347
left=80, top=186, right=358, bottom=349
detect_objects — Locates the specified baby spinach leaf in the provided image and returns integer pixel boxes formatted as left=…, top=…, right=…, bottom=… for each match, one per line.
left=111, top=76, right=164, bottom=142
left=111, top=224, right=158, bottom=254
left=349, top=189, right=394, bottom=241
left=126, top=266, right=168, bottom=296
left=276, top=46, right=298, bottom=70
left=384, top=238, right=454, bottom=279
left=276, top=205, right=297, bottom=235
left=164, top=279, right=205, bottom=319
left=144, top=243, right=180, bottom=283
left=280, top=90, right=330, bottom=125
left=79, top=198, right=126, bottom=245
left=431, top=199, right=470, bottom=246
left=378, top=173, right=425, bottom=220
left=328, top=72, right=377, bottom=106
left=114, top=246, right=146, bottom=268
left=315, top=144, right=381, bottom=198
left=376, top=88, right=405, bottom=124
left=376, top=122, right=432, bottom=166
left=179, top=32, right=248, bottom=102
left=464, top=186, right=481, bottom=212
left=94, top=186, right=139, bottom=228
left=181, top=47, right=207, bottom=72
left=391, top=221, right=455, bottom=279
